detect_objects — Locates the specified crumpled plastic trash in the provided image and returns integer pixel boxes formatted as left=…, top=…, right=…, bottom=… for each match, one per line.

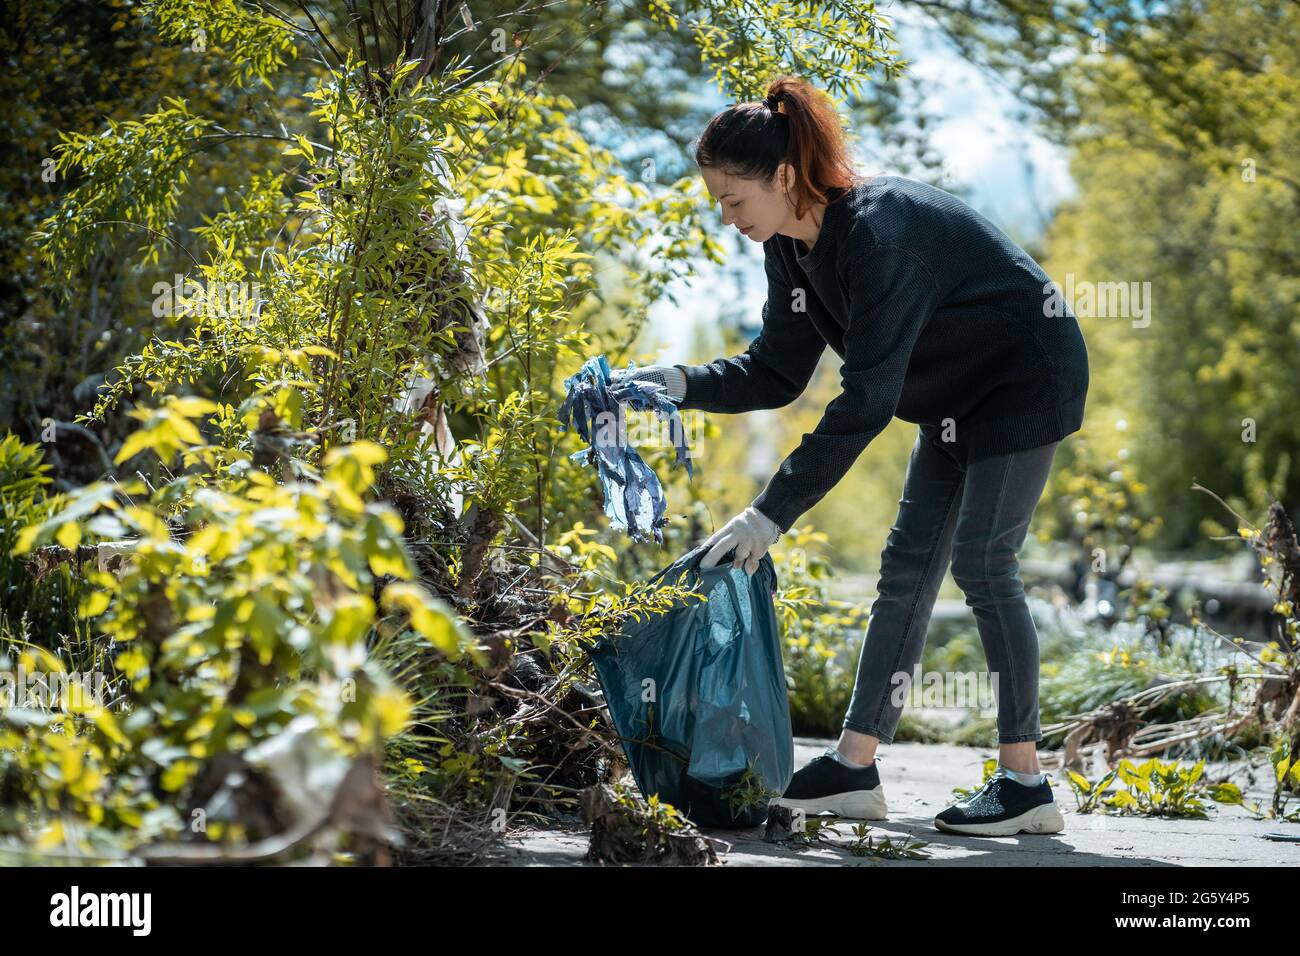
left=559, top=354, right=693, bottom=543
left=585, top=542, right=794, bottom=827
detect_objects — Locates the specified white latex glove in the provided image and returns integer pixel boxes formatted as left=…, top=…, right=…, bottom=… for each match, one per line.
left=610, top=364, right=687, bottom=403
left=700, top=505, right=781, bottom=574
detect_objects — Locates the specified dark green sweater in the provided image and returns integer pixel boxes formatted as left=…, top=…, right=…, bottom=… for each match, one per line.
left=674, top=174, right=1089, bottom=533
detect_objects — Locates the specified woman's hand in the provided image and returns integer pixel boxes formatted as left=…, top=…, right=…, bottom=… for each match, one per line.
left=700, top=505, right=781, bottom=574
left=610, top=364, right=687, bottom=402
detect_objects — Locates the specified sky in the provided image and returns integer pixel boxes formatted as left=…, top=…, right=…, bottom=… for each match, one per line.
left=642, top=4, right=1077, bottom=365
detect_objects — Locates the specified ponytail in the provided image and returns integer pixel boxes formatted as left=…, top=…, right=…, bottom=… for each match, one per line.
left=693, top=75, right=861, bottom=220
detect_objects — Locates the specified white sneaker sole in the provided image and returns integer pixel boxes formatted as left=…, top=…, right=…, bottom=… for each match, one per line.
left=772, top=786, right=888, bottom=820
left=934, top=800, right=1065, bottom=836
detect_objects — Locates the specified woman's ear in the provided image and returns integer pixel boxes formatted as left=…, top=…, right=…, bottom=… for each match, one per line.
left=775, top=162, right=793, bottom=193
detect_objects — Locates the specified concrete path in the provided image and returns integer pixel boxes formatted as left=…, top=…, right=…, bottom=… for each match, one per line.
left=497, top=738, right=1299, bottom=866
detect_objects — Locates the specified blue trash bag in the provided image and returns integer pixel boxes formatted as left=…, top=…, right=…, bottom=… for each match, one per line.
left=557, top=354, right=694, bottom=544
left=586, top=542, right=795, bottom=827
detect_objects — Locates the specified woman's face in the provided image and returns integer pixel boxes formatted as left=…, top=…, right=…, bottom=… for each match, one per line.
left=701, top=163, right=793, bottom=244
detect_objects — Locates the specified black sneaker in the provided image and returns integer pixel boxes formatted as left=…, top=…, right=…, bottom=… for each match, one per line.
left=771, top=749, right=887, bottom=819
left=934, top=767, right=1065, bottom=836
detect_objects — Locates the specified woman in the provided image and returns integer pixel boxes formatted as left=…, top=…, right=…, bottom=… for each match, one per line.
left=618, top=75, right=1088, bottom=837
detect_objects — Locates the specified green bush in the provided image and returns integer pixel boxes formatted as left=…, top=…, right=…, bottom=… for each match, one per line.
left=5, top=411, right=474, bottom=858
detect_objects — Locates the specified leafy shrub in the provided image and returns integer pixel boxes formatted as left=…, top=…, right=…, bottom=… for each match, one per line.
left=5, top=406, right=474, bottom=858
left=1065, top=758, right=1237, bottom=819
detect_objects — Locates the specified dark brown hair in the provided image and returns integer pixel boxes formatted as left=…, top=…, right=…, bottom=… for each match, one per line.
left=692, top=75, right=862, bottom=220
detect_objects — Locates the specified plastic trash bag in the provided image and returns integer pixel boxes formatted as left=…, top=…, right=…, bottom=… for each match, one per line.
left=586, top=542, right=794, bottom=827
left=558, top=354, right=693, bottom=543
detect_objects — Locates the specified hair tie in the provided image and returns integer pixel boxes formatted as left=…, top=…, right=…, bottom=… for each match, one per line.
left=764, top=93, right=781, bottom=113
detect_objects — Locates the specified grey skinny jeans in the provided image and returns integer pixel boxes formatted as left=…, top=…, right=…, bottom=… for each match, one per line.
left=842, top=427, right=1061, bottom=745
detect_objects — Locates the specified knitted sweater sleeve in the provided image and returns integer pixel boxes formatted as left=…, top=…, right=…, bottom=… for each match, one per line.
left=752, top=241, right=941, bottom=532
left=672, top=243, right=826, bottom=413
